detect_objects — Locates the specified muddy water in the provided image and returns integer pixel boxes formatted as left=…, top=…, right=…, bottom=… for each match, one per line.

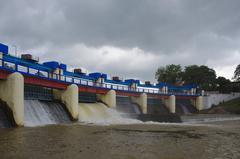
left=0, top=120, right=240, bottom=159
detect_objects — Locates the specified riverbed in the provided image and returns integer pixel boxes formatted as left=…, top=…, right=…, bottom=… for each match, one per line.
left=0, top=120, right=240, bottom=159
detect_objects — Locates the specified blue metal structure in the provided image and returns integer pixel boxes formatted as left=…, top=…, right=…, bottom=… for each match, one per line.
left=89, top=72, right=107, bottom=80
left=0, top=43, right=200, bottom=96
left=43, top=61, right=60, bottom=70
left=0, top=43, right=8, bottom=54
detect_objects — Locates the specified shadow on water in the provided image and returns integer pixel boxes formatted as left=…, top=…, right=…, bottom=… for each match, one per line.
left=0, top=100, right=16, bottom=128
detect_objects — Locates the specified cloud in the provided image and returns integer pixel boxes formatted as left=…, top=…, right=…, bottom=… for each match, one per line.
left=0, top=0, right=240, bottom=81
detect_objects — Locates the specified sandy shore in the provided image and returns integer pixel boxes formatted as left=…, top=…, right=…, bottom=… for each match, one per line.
left=0, top=120, right=239, bottom=159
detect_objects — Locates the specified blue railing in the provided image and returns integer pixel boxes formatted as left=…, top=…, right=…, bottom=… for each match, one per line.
left=0, top=57, right=199, bottom=96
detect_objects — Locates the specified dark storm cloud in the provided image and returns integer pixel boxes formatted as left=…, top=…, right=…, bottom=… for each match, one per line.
left=0, top=0, right=240, bottom=81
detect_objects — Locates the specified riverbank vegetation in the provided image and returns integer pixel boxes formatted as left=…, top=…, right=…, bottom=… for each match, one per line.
left=155, top=64, right=240, bottom=92
left=218, top=97, right=240, bottom=114
left=201, top=97, right=240, bottom=114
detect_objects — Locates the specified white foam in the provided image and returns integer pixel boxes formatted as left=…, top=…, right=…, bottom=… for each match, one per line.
left=24, top=100, right=70, bottom=127
left=78, top=102, right=143, bottom=125
left=78, top=103, right=240, bottom=127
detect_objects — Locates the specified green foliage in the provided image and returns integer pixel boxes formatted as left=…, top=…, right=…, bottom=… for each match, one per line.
left=182, top=65, right=217, bottom=90
left=234, top=64, right=240, bottom=81
left=216, top=76, right=231, bottom=93
left=155, top=64, right=182, bottom=84
left=218, top=97, right=240, bottom=114
left=155, top=64, right=218, bottom=90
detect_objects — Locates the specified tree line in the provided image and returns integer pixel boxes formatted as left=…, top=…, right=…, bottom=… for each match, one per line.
left=155, top=64, right=240, bottom=93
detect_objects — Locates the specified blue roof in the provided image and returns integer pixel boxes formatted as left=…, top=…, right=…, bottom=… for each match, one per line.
left=64, top=71, right=95, bottom=80
left=0, top=43, right=8, bottom=54
left=43, top=61, right=59, bottom=69
left=89, top=72, right=101, bottom=79
left=125, top=79, right=140, bottom=85
left=3, top=54, right=52, bottom=72
left=88, top=72, right=108, bottom=80
left=105, top=79, right=129, bottom=86
left=59, top=63, right=67, bottom=71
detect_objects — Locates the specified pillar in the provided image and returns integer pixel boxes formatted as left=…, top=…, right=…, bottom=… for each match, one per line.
left=53, top=84, right=79, bottom=120
left=131, top=93, right=147, bottom=114
left=163, top=95, right=175, bottom=113
left=98, top=90, right=116, bottom=108
left=0, top=72, right=24, bottom=126
left=196, top=96, right=203, bottom=111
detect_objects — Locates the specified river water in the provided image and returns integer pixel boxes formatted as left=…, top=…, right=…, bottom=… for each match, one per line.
left=0, top=119, right=240, bottom=159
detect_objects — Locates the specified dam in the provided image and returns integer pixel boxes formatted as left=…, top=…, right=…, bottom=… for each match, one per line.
left=0, top=43, right=203, bottom=127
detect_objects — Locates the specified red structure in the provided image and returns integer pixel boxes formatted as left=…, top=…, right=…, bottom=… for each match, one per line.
left=0, top=69, right=198, bottom=99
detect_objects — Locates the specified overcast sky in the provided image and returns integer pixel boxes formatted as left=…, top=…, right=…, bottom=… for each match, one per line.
left=1, top=0, right=240, bottom=82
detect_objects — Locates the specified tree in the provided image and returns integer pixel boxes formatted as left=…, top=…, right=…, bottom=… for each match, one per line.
left=216, top=76, right=231, bottom=93
left=233, top=64, right=240, bottom=81
left=182, top=65, right=217, bottom=90
left=155, top=64, right=182, bottom=84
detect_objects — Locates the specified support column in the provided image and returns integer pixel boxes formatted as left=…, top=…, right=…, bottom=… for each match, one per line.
left=164, top=95, right=176, bottom=113
left=131, top=93, right=147, bottom=114
left=98, top=90, right=116, bottom=108
left=53, top=84, right=79, bottom=120
left=0, top=72, right=24, bottom=126
left=196, top=96, right=203, bottom=111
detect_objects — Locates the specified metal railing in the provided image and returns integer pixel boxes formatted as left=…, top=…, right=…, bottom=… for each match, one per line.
left=0, top=58, right=199, bottom=96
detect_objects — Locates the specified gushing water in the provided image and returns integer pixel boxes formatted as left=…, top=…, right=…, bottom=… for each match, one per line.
left=180, top=104, right=191, bottom=114
left=78, top=102, right=141, bottom=125
left=116, top=96, right=141, bottom=114
left=24, top=100, right=71, bottom=127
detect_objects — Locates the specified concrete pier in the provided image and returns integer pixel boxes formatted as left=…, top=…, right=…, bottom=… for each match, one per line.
left=97, top=90, right=116, bottom=108
left=196, top=96, right=203, bottom=111
left=53, top=84, right=79, bottom=120
left=190, top=97, right=203, bottom=111
left=163, top=95, right=176, bottom=113
left=0, top=72, right=24, bottom=126
left=131, top=93, right=147, bottom=114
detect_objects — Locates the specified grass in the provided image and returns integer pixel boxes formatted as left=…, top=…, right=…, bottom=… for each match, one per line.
left=217, top=97, right=240, bottom=114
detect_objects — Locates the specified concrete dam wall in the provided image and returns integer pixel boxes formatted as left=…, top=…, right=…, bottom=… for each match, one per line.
left=0, top=72, right=203, bottom=127
left=0, top=48, right=205, bottom=127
